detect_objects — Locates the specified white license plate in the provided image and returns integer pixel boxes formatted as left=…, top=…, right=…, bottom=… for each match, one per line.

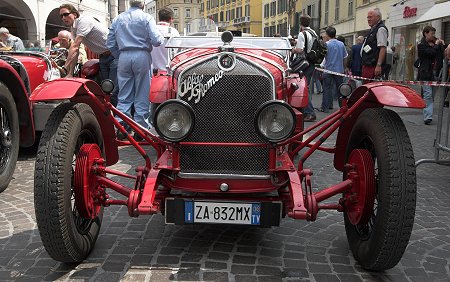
left=184, top=202, right=261, bottom=225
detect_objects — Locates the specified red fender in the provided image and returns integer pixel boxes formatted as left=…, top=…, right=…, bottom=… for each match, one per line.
left=150, top=71, right=170, bottom=103
left=348, top=82, right=425, bottom=108
left=287, top=75, right=308, bottom=108
left=334, top=82, right=425, bottom=171
left=30, top=78, right=119, bottom=166
left=81, top=59, right=100, bottom=78
left=0, top=60, right=35, bottom=146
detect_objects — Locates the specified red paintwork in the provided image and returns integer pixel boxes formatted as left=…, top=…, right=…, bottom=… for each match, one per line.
left=0, top=59, right=35, bottom=146
left=31, top=78, right=119, bottom=166
left=333, top=83, right=425, bottom=171
left=74, top=143, right=104, bottom=219
left=10, top=55, right=50, bottom=93
left=32, top=40, right=425, bottom=225
left=348, top=82, right=425, bottom=108
left=81, top=59, right=100, bottom=77
left=287, top=74, right=308, bottom=108
left=150, top=71, right=170, bottom=103
left=343, top=149, right=376, bottom=225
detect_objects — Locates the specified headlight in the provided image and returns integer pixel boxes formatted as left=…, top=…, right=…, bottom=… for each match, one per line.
left=255, top=101, right=296, bottom=143
left=339, top=82, right=354, bottom=97
left=154, top=100, right=194, bottom=142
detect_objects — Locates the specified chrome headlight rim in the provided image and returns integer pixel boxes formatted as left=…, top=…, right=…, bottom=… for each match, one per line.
left=153, top=99, right=195, bottom=142
left=255, top=100, right=296, bottom=143
left=339, top=82, right=354, bottom=97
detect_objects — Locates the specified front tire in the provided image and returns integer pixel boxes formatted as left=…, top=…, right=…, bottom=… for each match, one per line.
left=343, top=108, right=416, bottom=271
left=0, top=82, right=19, bottom=193
left=34, top=103, right=104, bottom=262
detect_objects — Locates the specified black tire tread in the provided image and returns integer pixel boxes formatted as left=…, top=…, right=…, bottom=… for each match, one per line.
left=34, top=102, right=102, bottom=262
left=0, top=82, right=20, bottom=192
left=344, top=108, right=416, bottom=271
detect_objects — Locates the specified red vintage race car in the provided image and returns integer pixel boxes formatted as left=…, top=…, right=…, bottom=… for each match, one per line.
left=0, top=49, right=100, bottom=192
left=0, top=50, right=63, bottom=192
left=32, top=32, right=425, bottom=270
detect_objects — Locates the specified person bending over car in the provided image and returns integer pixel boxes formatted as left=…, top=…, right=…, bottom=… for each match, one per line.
left=59, top=3, right=118, bottom=105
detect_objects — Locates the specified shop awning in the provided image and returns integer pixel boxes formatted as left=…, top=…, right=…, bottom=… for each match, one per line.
left=414, top=1, right=450, bottom=23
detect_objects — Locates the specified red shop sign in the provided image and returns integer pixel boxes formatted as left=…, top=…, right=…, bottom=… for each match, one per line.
left=403, top=6, right=417, bottom=18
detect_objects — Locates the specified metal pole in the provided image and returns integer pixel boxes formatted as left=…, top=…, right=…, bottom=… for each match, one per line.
left=416, top=57, right=450, bottom=166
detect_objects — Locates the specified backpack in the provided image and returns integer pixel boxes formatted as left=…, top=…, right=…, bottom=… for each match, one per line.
left=303, top=30, right=327, bottom=64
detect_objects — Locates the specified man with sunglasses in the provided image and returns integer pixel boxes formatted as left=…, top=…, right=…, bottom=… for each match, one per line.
left=59, top=3, right=118, bottom=105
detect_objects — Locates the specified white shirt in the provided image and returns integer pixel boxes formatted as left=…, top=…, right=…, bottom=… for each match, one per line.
left=73, top=15, right=109, bottom=55
left=296, top=27, right=317, bottom=53
left=151, top=22, right=180, bottom=71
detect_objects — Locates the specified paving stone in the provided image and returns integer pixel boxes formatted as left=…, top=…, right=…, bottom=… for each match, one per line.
left=205, top=260, right=228, bottom=270
left=1, top=106, right=450, bottom=281
left=231, top=264, right=255, bottom=275
left=203, top=271, right=229, bottom=281
left=235, top=275, right=258, bottom=282
left=233, top=255, right=257, bottom=264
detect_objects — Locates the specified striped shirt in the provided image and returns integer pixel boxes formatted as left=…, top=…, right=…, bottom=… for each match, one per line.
left=72, top=15, right=109, bottom=55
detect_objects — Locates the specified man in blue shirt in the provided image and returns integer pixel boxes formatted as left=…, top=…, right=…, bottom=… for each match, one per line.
left=351, top=36, right=364, bottom=77
left=0, top=27, right=25, bottom=51
left=107, top=0, right=164, bottom=138
left=318, top=27, right=347, bottom=112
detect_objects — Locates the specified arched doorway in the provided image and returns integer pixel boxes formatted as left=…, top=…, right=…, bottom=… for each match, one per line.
left=46, top=8, right=69, bottom=40
left=0, top=0, right=37, bottom=43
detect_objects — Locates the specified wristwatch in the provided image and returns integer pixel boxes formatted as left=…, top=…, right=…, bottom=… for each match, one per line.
left=376, top=63, right=382, bottom=67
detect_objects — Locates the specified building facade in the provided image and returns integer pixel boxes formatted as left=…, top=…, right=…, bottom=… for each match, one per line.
left=156, top=0, right=202, bottom=35
left=145, top=0, right=157, bottom=20
left=200, top=0, right=262, bottom=36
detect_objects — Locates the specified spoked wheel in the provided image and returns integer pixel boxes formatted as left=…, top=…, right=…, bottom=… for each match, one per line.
left=0, top=82, right=19, bottom=193
left=343, top=108, right=416, bottom=271
left=34, top=103, right=104, bottom=262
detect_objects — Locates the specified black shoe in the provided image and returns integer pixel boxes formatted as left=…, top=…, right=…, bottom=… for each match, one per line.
left=315, top=107, right=328, bottom=113
left=444, top=101, right=449, bottom=108
left=134, top=134, right=145, bottom=142
left=116, top=123, right=132, bottom=140
left=304, top=114, right=316, bottom=122
left=424, top=119, right=432, bottom=125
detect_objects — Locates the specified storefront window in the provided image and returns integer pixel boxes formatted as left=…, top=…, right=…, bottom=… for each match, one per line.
left=391, top=23, right=430, bottom=81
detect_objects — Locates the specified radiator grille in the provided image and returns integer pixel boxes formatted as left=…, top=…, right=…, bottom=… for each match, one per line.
left=178, top=56, right=274, bottom=175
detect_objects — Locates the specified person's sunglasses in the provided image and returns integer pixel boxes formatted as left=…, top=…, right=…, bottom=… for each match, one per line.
left=60, top=13, right=71, bottom=18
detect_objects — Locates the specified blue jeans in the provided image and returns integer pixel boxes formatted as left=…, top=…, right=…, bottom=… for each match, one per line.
left=116, top=50, right=152, bottom=129
left=422, top=85, right=434, bottom=121
left=99, top=54, right=119, bottom=106
left=322, top=73, right=343, bottom=111
left=422, top=71, right=438, bottom=121
left=309, top=69, right=322, bottom=94
left=303, top=64, right=315, bottom=116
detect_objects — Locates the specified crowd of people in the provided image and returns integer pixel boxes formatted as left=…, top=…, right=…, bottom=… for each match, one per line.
left=292, top=9, right=450, bottom=125
left=2, top=2, right=450, bottom=129
left=58, top=0, right=176, bottom=139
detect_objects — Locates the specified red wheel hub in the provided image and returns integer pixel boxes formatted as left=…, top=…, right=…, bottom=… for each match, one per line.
left=74, top=144, right=104, bottom=219
left=344, top=149, right=376, bottom=225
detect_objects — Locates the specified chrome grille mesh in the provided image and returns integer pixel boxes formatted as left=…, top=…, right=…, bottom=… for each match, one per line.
left=178, top=56, right=273, bottom=175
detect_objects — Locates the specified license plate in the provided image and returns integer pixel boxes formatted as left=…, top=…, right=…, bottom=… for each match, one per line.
left=184, top=201, right=261, bottom=225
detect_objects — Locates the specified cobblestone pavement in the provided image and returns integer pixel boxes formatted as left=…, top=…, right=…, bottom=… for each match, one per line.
left=0, top=101, right=449, bottom=281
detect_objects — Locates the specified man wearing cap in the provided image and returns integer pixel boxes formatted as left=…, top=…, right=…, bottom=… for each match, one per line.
left=107, top=0, right=163, bottom=137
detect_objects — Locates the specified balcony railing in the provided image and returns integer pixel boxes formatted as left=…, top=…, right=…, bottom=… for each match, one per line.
left=233, top=16, right=250, bottom=25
